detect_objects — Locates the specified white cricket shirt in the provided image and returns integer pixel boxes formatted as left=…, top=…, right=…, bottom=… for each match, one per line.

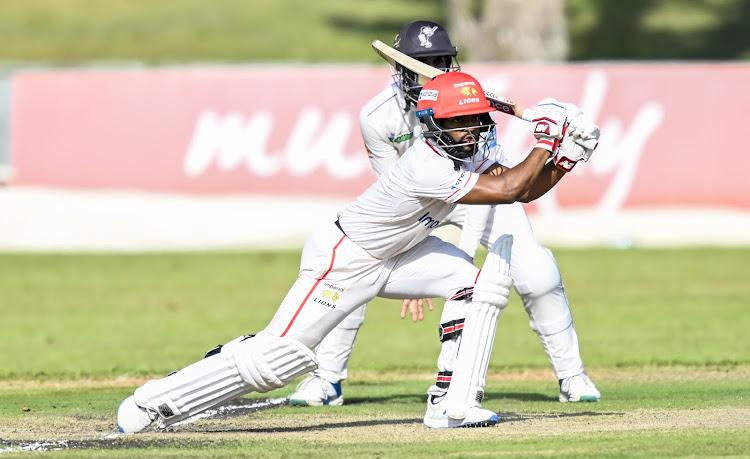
left=338, top=137, right=497, bottom=259
left=359, top=83, right=419, bottom=176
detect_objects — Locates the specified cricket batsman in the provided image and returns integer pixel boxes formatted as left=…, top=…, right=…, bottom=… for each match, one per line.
left=290, top=20, right=600, bottom=408
left=117, top=70, right=599, bottom=432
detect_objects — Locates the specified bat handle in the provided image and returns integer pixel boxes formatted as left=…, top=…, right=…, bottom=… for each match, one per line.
left=519, top=108, right=534, bottom=123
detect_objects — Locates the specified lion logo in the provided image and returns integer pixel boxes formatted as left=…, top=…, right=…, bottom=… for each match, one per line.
left=321, top=289, right=340, bottom=302
left=461, top=87, right=478, bottom=97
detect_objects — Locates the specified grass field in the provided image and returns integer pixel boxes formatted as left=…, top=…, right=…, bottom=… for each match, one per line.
left=0, top=248, right=749, bottom=456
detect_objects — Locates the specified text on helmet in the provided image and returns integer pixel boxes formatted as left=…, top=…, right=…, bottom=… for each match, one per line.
left=418, top=90, right=439, bottom=101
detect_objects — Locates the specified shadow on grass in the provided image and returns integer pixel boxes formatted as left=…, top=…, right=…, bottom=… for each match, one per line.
left=194, top=411, right=623, bottom=434
left=343, top=391, right=558, bottom=405
left=0, top=399, right=622, bottom=453
left=1, top=409, right=624, bottom=453
left=489, top=392, right=559, bottom=402
left=343, top=394, right=424, bottom=405
left=205, top=416, right=425, bottom=434
left=499, top=411, right=623, bottom=424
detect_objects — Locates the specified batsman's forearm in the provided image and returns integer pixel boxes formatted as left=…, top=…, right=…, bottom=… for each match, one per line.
left=499, top=148, right=553, bottom=202
left=518, top=162, right=566, bottom=202
left=459, top=148, right=551, bottom=205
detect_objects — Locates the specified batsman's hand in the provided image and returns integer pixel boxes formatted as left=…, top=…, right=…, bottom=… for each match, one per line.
left=400, top=298, right=435, bottom=322
left=567, top=112, right=600, bottom=152
left=553, top=113, right=600, bottom=172
left=530, top=98, right=567, bottom=154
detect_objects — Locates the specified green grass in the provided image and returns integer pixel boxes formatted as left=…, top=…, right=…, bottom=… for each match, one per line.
left=0, top=248, right=748, bottom=456
left=0, top=248, right=747, bottom=380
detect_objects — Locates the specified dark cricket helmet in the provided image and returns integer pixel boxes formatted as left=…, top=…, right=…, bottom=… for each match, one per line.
left=393, top=20, right=460, bottom=107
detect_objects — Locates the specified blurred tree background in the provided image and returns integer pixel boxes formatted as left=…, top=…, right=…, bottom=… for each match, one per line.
left=566, top=0, right=750, bottom=60
left=0, top=0, right=748, bottom=64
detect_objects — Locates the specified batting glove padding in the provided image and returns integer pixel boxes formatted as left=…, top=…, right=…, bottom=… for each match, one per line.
left=530, top=98, right=567, bottom=154
left=553, top=113, right=600, bottom=172
left=568, top=114, right=600, bottom=151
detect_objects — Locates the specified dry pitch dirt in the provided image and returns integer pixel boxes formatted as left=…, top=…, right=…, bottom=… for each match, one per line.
left=1, top=366, right=748, bottom=454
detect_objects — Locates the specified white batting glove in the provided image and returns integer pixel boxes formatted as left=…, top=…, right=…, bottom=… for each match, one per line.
left=568, top=113, right=600, bottom=151
left=556, top=101, right=599, bottom=150
left=553, top=114, right=600, bottom=172
left=530, top=98, right=567, bottom=154
left=561, top=102, right=583, bottom=121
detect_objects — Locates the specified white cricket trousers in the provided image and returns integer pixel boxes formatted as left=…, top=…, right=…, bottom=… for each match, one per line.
left=315, top=202, right=586, bottom=382
left=264, top=222, right=478, bottom=349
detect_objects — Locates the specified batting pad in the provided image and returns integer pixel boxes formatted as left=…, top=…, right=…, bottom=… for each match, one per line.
left=133, top=331, right=317, bottom=429
left=445, top=234, right=513, bottom=420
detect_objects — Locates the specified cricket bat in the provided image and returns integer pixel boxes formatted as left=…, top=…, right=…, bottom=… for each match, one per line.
left=372, top=40, right=532, bottom=122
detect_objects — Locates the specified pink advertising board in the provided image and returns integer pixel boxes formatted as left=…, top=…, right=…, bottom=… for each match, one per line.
left=10, top=63, right=750, bottom=212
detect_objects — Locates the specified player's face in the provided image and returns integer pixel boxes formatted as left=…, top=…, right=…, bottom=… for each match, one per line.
left=441, top=115, right=482, bottom=153
left=418, top=55, right=452, bottom=70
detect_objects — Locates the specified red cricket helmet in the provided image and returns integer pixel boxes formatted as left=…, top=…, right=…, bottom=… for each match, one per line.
left=416, top=72, right=497, bottom=162
left=416, top=72, right=495, bottom=119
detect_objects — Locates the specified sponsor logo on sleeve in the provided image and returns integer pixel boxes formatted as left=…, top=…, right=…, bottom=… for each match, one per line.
left=389, top=131, right=414, bottom=144
left=450, top=171, right=467, bottom=190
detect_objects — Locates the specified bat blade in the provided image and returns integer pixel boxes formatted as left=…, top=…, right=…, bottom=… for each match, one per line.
left=371, top=40, right=531, bottom=121
left=372, top=40, right=442, bottom=85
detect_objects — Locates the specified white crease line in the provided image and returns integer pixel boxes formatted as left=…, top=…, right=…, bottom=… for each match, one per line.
left=172, top=397, right=288, bottom=427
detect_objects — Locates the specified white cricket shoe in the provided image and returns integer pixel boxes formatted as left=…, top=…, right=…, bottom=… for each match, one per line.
left=559, top=372, right=601, bottom=402
left=423, top=388, right=499, bottom=429
left=117, top=396, right=156, bottom=433
left=288, top=375, right=343, bottom=406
